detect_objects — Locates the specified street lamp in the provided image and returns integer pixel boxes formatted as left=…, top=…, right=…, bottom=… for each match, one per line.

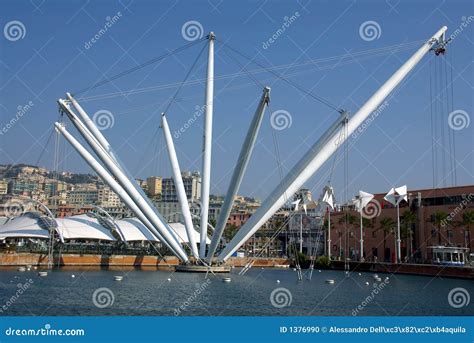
left=384, top=185, right=407, bottom=264
left=352, top=191, right=374, bottom=262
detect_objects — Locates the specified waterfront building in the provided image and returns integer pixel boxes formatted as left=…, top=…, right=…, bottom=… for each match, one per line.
left=328, top=185, right=474, bottom=264
left=161, top=171, right=201, bottom=202
left=0, top=180, right=7, bottom=195
left=146, top=176, right=162, bottom=197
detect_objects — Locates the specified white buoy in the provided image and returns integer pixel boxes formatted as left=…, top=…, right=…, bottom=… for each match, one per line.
left=365, top=281, right=369, bottom=285
left=293, top=268, right=297, bottom=271
left=38, top=271, right=48, bottom=277
left=318, top=270, right=321, bottom=273
left=114, top=276, right=123, bottom=281
left=71, top=274, right=75, bottom=278
left=222, top=277, right=231, bottom=283
left=167, top=278, right=171, bottom=282
left=276, top=280, right=280, bottom=284
left=358, top=273, right=362, bottom=276
left=325, top=279, right=335, bottom=284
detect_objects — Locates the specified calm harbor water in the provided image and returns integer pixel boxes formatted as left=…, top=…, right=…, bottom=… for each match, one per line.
left=0, top=267, right=472, bottom=316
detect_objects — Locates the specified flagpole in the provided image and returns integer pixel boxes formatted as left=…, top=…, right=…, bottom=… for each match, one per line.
left=328, top=209, right=331, bottom=260
left=360, top=211, right=364, bottom=262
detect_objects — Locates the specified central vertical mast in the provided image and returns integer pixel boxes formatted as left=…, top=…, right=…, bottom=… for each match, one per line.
left=199, top=32, right=215, bottom=258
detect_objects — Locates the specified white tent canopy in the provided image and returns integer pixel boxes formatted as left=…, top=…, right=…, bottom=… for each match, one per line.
left=0, top=213, right=207, bottom=245
left=0, top=215, right=49, bottom=240
left=55, top=214, right=116, bottom=241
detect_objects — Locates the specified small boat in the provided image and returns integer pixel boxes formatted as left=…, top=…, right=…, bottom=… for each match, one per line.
left=17, top=267, right=26, bottom=272
left=374, top=277, right=382, bottom=282
left=365, top=281, right=370, bottom=285
left=222, top=277, right=231, bottom=283
left=38, top=271, right=48, bottom=277
left=325, top=279, right=335, bottom=284
left=113, top=275, right=123, bottom=281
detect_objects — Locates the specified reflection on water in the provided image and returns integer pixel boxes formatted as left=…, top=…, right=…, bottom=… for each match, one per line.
left=0, top=267, right=472, bottom=316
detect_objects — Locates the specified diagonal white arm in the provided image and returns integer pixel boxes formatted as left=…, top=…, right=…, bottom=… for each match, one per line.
left=218, top=26, right=448, bottom=262
left=206, top=87, right=270, bottom=262
left=161, top=113, right=199, bottom=258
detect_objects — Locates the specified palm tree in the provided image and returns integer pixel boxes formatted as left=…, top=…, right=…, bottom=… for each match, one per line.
left=455, top=211, right=474, bottom=249
left=431, top=211, right=449, bottom=245
left=338, top=212, right=357, bottom=260
left=401, top=210, right=417, bottom=261
left=377, top=217, right=396, bottom=262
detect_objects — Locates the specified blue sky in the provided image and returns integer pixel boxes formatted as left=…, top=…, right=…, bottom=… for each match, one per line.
left=0, top=0, right=473, bottom=202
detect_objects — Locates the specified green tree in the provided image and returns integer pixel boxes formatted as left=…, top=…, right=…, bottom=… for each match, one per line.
left=401, top=210, right=417, bottom=261
left=431, top=211, right=449, bottom=245
left=377, top=217, right=396, bottom=261
left=338, top=212, right=357, bottom=259
left=456, top=211, right=474, bottom=249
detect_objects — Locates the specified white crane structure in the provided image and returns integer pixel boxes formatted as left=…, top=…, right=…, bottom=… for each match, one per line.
left=54, top=27, right=448, bottom=267
left=199, top=32, right=215, bottom=258
left=217, top=26, right=447, bottom=262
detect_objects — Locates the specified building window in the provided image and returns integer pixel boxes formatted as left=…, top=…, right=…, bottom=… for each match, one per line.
left=372, top=231, right=377, bottom=238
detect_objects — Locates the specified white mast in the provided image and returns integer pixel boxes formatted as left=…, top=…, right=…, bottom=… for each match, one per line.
left=66, top=93, right=166, bottom=224
left=218, top=26, right=447, bottom=262
left=161, top=113, right=199, bottom=259
left=54, top=122, right=187, bottom=260
left=322, top=186, right=334, bottom=260
left=58, top=100, right=188, bottom=261
left=353, top=191, right=374, bottom=262
left=384, top=185, right=407, bottom=264
left=199, top=32, right=215, bottom=258
left=206, top=87, right=270, bottom=262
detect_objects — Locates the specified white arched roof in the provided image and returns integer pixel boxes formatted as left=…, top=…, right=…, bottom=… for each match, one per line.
left=0, top=215, right=49, bottom=239
left=55, top=214, right=116, bottom=241
left=168, top=222, right=210, bottom=244
left=0, top=214, right=208, bottom=245
left=115, top=218, right=159, bottom=242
